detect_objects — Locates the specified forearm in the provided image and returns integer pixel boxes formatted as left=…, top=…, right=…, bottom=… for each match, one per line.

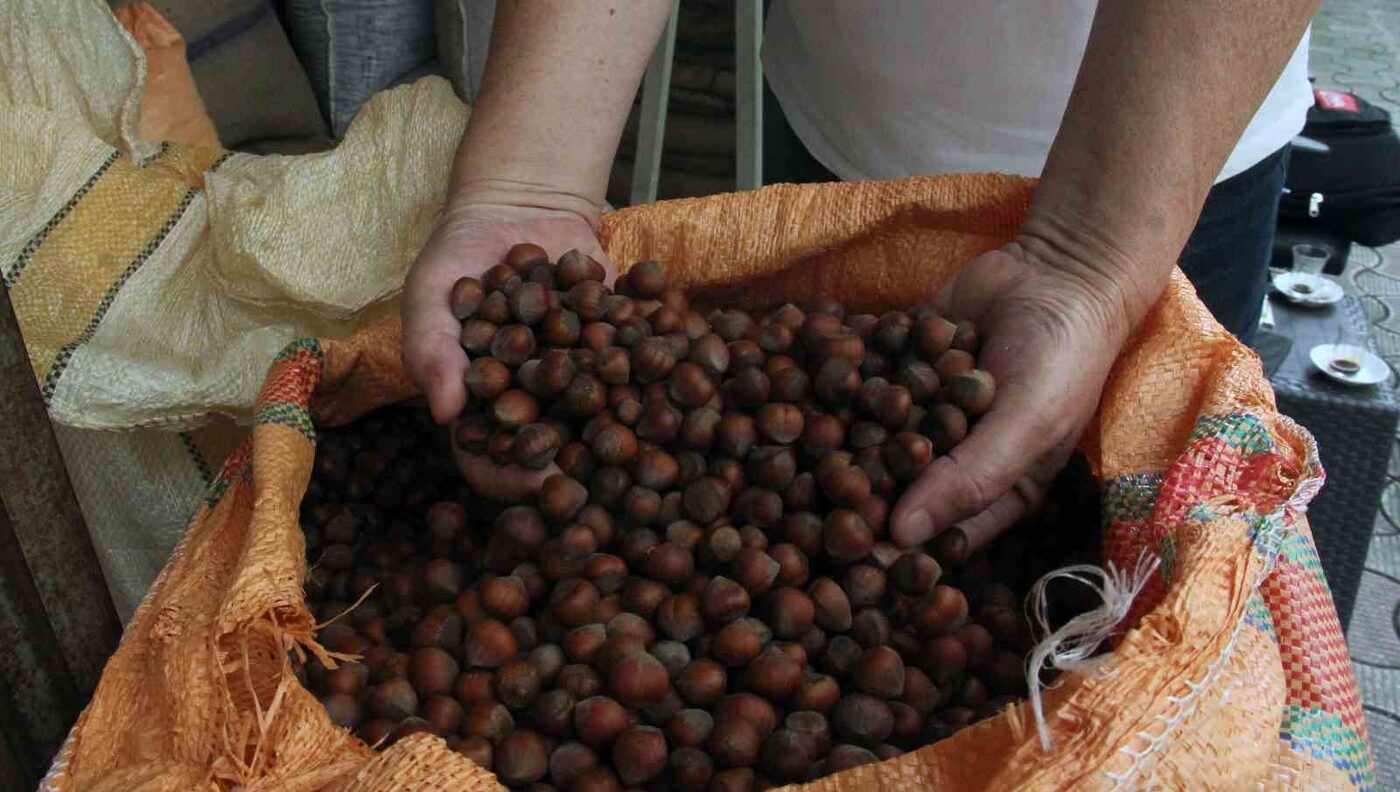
left=1024, top=0, right=1316, bottom=326
left=449, top=0, right=674, bottom=224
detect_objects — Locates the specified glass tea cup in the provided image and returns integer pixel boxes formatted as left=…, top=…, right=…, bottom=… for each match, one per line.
left=1327, top=327, right=1368, bottom=377
left=1292, top=244, right=1330, bottom=278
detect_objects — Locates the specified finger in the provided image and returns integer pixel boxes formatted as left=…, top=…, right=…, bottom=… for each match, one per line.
left=950, top=476, right=1048, bottom=552
left=890, top=394, right=1059, bottom=547
left=933, top=248, right=1029, bottom=321
left=454, top=448, right=560, bottom=502
left=402, top=262, right=471, bottom=425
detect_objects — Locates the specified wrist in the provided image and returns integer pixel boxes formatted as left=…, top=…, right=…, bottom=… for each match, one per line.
left=1015, top=207, right=1172, bottom=339
left=445, top=177, right=604, bottom=230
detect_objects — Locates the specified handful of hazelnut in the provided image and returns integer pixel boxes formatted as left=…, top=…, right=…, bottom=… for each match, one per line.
left=297, top=246, right=1098, bottom=791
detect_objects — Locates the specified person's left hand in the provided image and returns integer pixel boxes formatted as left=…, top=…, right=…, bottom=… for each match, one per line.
left=890, top=239, right=1157, bottom=551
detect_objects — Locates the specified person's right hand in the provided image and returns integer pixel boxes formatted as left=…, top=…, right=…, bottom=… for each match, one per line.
left=402, top=201, right=616, bottom=499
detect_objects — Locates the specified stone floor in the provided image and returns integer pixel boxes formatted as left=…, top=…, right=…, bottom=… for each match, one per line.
left=1309, top=0, right=1400, bottom=787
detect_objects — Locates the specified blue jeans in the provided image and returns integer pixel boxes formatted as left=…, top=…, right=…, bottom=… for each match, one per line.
left=762, top=86, right=1288, bottom=345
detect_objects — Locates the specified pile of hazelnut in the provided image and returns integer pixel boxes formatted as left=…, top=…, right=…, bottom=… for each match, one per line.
left=297, top=245, right=1092, bottom=792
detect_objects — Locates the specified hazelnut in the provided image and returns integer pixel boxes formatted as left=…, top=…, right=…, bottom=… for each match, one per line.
left=589, top=466, right=632, bottom=510
left=929, top=525, right=970, bottom=566
left=899, top=666, right=940, bottom=715
left=914, top=314, right=957, bottom=358
left=592, top=634, right=648, bottom=675
left=897, top=360, right=941, bottom=402
left=496, top=728, right=549, bottom=786
left=493, top=389, right=541, bottom=429
left=842, top=564, right=887, bottom=609
left=728, top=339, right=765, bottom=370
left=709, top=768, right=757, bottom=792
left=462, top=701, right=514, bottom=743
left=671, top=747, right=715, bottom=792
left=573, top=696, right=631, bottom=749
left=675, top=659, right=727, bottom=706
left=622, top=577, right=669, bottom=619
left=713, top=692, right=777, bottom=735
left=985, top=651, right=1027, bottom=695
left=853, top=646, right=905, bottom=698
left=819, top=464, right=871, bottom=507
left=464, top=357, right=511, bottom=400
left=670, top=362, right=717, bottom=408
left=783, top=512, right=823, bottom=557
left=591, top=422, right=638, bottom=467
left=958, top=623, right=996, bottom=671
left=320, top=692, right=361, bottom=729
left=952, top=319, right=979, bottom=352
left=509, top=281, right=550, bottom=325
left=707, top=718, right=763, bottom=768
left=631, top=336, right=676, bottom=382
left=464, top=619, right=519, bottom=668
left=819, top=635, right=863, bottom=677
left=666, top=708, right=715, bottom=749
left=728, top=367, right=771, bottom=410
left=741, top=648, right=803, bottom=699
left=717, top=412, right=757, bottom=459
left=814, top=357, right=861, bottom=405
left=564, top=280, right=609, bottom=322
left=823, top=509, right=873, bottom=561
left=758, top=322, right=794, bottom=354
left=557, top=664, right=603, bottom=700
left=754, top=403, right=804, bottom=445
left=948, top=369, right=996, bottom=416
left=656, top=593, right=705, bottom=641
left=550, top=578, right=601, bottom=627
left=825, top=744, right=879, bottom=772
left=556, top=249, right=605, bottom=286
left=410, top=647, right=459, bottom=698
left=549, top=741, right=598, bottom=789
left=759, top=728, right=817, bottom=782
left=513, top=423, right=562, bottom=469
left=764, top=588, right=815, bottom=639
left=563, top=373, right=607, bottom=417
left=890, top=553, right=941, bottom=597
left=712, top=618, right=768, bottom=667
left=460, top=319, right=498, bottom=355
left=572, top=767, right=622, bottom=792
left=612, top=725, right=669, bottom=785
left=791, top=673, right=841, bottom=714
left=832, top=693, right=894, bottom=747
left=850, top=609, right=892, bottom=649
left=768, top=543, right=809, bottom=588
left=934, top=348, right=975, bottom=381
left=411, top=605, right=464, bottom=650
left=541, top=308, right=582, bottom=347
left=911, top=585, right=969, bottom=637
left=455, top=735, right=494, bottom=770
left=682, top=477, right=732, bottom=524
left=556, top=442, right=597, bottom=483
left=711, top=458, right=747, bottom=491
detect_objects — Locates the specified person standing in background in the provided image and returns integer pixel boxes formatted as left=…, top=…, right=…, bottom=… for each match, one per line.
left=402, top=2, right=1317, bottom=550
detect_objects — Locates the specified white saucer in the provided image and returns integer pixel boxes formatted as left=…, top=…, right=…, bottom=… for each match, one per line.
left=1309, top=344, right=1390, bottom=386
left=1273, top=272, right=1343, bottom=306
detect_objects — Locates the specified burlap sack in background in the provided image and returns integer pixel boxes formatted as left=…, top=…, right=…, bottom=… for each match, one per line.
left=40, top=173, right=1375, bottom=789
left=1, top=0, right=465, bottom=618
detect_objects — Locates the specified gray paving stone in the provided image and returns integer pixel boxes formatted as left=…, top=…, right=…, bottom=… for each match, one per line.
left=1349, top=570, right=1400, bottom=666
left=1363, top=707, right=1400, bottom=792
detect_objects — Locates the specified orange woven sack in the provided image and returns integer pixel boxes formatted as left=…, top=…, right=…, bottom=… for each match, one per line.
left=43, top=175, right=1375, bottom=791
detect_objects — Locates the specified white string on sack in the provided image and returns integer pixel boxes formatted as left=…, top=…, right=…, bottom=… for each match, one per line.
left=1024, top=552, right=1160, bottom=751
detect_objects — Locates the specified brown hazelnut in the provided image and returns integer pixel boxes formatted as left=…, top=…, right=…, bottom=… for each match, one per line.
left=630, top=336, right=677, bottom=383
left=572, top=767, right=622, bottom=792
left=550, top=578, right=600, bottom=627
left=712, top=693, right=777, bottom=738
left=832, top=693, right=894, bottom=747
left=749, top=403, right=802, bottom=446
left=717, top=412, right=757, bottom=459
left=912, top=585, right=969, bottom=638
left=549, top=741, right=598, bottom=788
left=557, top=664, right=603, bottom=700
left=804, top=579, right=852, bottom=635
left=785, top=710, right=831, bottom=755
left=948, top=369, right=996, bottom=416
left=669, top=361, right=716, bottom=408
left=669, top=746, right=714, bottom=792
left=928, top=526, right=970, bottom=567
left=675, top=659, right=727, bottom=706
left=491, top=389, right=539, bottom=429
left=592, top=345, right=631, bottom=385
left=985, top=651, right=1027, bottom=695
left=742, top=648, right=803, bottom=700
left=454, top=735, right=494, bottom=770
left=917, top=635, right=968, bottom=686
left=607, top=651, right=670, bottom=704
left=957, top=623, right=996, bottom=671
left=563, top=280, right=608, bottom=322
left=777, top=512, right=819, bottom=558
left=508, top=281, right=549, bottom=325
left=819, top=635, right=863, bottom=677
left=594, top=594, right=623, bottom=625
left=540, top=308, right=582, bottom=347
left=666, top=709, right=715, bottom=749
left=409, top=647, right=459, bottom=699
left=573, top=695, right=632, bottom=749
left=896, top=360, right=940, bottom=403
left=890, top=553, right=941, bottom=597
left=934, top=348, right=975, bottom=381
left=707, top=718, right=763, bottom=768
left=709, top=310, right=753, bottom=342
left=914, top=314, right=957, bottom=359
left=493, top=657, right=542, bottom=709
left=760, top=728, right=817, bottom=782
left=763, top=587, right=815, bottom=640
left=899, top=666, right=940, bottom=715
left=682, top=477, right=733, bottom=524
left=504, top=242, right=549, bottom=271
left=563, top=373, right=607, bottom=418
left=588, top=466, right=632, bottom=511
left=814, top=357, right=861, bottom=405
left=767, top=543, right=809, bottom=589
left=791, top=673, right=841, bottom=714
left=320, top=692, right=361, bottom=729
left=592, top=634, right=648, bottom=676
left=852, top=646, right=905, bottom=698
left=611, top=725, right=668, bottom=785
left=463, top=356, right=510, bottom=400
left=823, top=509, right=874, bottom=561
left=622, top=576, right=669, bottom=619
left=512, top=423, right=561, bottom=469
left=849, top=608, right=891, bottom=651
left=818, top=464, right=871, bottom=507
left=655, top=593, right=705, bottom=641
left=496, top=728, right=549, bottom=786
left=711, top=457, right=747, bottom=491
left=951, top=319, right=979, bottom=352
left=464, top=618, right=519, bottom=668
left=758, top=322, right=794, bottom=355
left=729, top=548, right=780, bottom=596
left=728, top=367, right=771, bottom=410
left=712, top=618, right=769, bottom=668
left=843, top=564, right=887, bottom=610
left=462, top=700, right=514, bottom=744
left=554, top=249, right=603, bottom=286
left=686, top=332, right=730, bottom=376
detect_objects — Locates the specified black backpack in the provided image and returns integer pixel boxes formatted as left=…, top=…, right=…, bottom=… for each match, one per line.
left=1278, top=89, right=1400, bottom=247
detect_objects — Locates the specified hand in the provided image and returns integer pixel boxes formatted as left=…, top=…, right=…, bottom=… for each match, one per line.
left=402, top=201, right=616, bottom=500
left=890, top=240, right=1146, bottom=551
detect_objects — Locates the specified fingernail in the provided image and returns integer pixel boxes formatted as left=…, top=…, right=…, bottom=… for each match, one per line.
left=901, top=508, right=934, bottom=545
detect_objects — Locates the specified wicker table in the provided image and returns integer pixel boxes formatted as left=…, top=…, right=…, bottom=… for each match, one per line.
left=1267, top=295, right=1397, bottom=627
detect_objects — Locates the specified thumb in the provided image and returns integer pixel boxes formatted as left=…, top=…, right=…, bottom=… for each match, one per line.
left=405, top=329, right=469, bottom=425
left=890, top=389, right=1054, bottom=548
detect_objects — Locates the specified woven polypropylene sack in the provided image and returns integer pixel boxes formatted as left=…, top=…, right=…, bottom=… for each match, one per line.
left=43, top=175, right=1374, bottom=790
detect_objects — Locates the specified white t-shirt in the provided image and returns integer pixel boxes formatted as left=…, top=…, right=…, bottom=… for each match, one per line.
left=763, top=1, right=1313, bottom=184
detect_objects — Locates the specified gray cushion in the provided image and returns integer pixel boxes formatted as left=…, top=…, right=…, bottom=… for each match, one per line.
left=143, top=0, right=327, bottom=147
left=285, top=0, right=439, bottom=138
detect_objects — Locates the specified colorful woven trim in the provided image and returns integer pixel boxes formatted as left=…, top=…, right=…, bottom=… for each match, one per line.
left=255, top=400, right=316, bottom=442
